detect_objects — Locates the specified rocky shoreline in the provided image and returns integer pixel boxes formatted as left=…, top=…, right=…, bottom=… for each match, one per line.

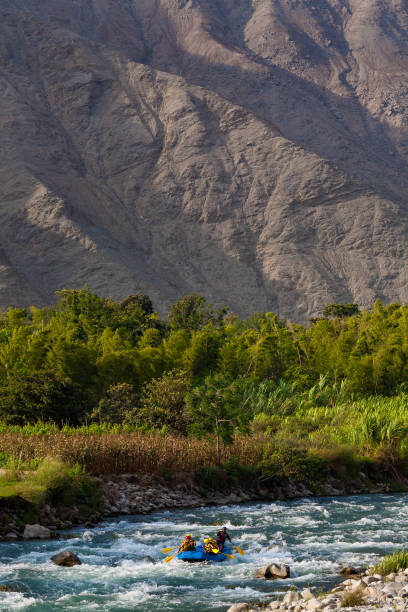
left=0, top=471, right=405, bottom=540
left=228, top=567, right=408, bottom=612
left=98, top=472, right=400, bottom=518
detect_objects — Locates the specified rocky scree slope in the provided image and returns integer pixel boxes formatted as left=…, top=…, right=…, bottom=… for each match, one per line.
left=1, top=0, right=408, bottom=320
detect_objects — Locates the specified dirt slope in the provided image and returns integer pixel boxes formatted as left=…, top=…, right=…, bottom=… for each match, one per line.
left=1, top=0, right=408, bottom=320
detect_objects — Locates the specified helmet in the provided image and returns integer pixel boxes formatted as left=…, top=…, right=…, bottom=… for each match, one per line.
left=204, top=538, right=209, bottom=543
left=185, top=534, right=191, bottom=539
left=222, top=526, right=227, bottom=530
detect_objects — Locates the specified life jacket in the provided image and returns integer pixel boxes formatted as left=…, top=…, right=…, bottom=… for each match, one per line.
left=217, top=531, right=227, bottom=544
left=181, top=539, right=196, bottom=551
left=204, top=539, right=218, bottom=553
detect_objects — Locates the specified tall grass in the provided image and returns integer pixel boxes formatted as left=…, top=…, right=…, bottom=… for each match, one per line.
left=333, top=396, right=408, bottom=450
left=370, top=549, right=408, bottom=576
left=0, top=432, right=265, bottom=474
left=0, top=393, right=407, bottom=476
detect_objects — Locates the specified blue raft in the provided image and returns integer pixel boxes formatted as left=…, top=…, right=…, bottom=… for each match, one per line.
left=177, top=545, right=231, bottom=562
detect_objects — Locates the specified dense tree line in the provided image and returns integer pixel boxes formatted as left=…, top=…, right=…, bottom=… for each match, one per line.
left=0, top=289, right=408, bottom=446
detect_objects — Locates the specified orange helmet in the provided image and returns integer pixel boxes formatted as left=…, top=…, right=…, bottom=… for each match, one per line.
left=185, top=534, right=191, bottom=539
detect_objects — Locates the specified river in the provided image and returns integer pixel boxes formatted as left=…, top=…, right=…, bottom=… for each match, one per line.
left=1, top=493, right=407, bottom=611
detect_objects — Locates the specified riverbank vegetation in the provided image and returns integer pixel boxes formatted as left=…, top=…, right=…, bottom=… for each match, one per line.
left=0, top=289, right=407, bottom=482
left=0, top=456, right=101, bottom=518
left=370, top=549, right=408, bottom=576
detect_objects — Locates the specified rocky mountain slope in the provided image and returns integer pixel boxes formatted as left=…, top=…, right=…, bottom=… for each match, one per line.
left=1, top=0, right=408, bottom=321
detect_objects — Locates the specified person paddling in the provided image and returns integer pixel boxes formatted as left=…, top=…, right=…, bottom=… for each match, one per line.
left=203, top=537, right=219, bottom=553
left=177, top=534, right=196, bottom=552
left=216, top=526, right=231, bottom=552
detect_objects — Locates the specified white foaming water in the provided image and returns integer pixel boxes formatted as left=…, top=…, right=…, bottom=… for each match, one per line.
left=0, top=494, right=407, bottom=611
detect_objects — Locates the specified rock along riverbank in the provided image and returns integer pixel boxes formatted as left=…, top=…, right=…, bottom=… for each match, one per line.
left=228, top=567, right=408, bottom=612
left=0, top=470, right=406, bottom=540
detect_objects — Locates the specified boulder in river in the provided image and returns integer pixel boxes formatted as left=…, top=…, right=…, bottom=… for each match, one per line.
left=340, top=565, right=359, bottom=576
left=227, top=605, right=250, bottom=612
left=255, top=563, right=290, bottom=579
left=0, top=585, right=16, bottom=592
left=23, top=524, right=51, bottom=539
left=51, top=551, right=82, bottom=567
left=140, top=556, right=156, bottom=564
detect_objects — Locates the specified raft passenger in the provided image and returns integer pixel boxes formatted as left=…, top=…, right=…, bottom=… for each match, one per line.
left=203, top=537, right=219, bottom=553
left=178, top=534, right=196, bottom=552
left=216, top=526, right=231, bottom=552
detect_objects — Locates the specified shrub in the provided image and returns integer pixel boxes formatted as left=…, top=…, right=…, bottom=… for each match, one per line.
left=0, top=451, right=9, bottom=467
left=0, top=457, right=101, bottom=510
left=195, top=465, right=229, bottom=490
left=371, top=549, right=408, bottom=576
left=17, top=482, right=47, bottom=505
left=92, top=383, right=138, bottom=425
left=340, top=589, right=365, bottom=607
left=136, top=370, right=191, bottom=434
left=195, top=460, right=259, bottom=490
left=315, top=446, right=363, bottom=479
left=259, top=443, right=328, bottom=483
left=30, top=457, right=72, bottom=490
left=223, top=458, right=259, bottom=488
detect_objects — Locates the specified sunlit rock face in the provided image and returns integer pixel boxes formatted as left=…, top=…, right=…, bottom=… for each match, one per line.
left=1, top=0, right=408, bottom=320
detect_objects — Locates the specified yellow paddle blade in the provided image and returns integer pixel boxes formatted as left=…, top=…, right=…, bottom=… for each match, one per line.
left=164, top=554, right=176, bottom=563
left=224, top=553, right=236, bottom=559
left=211, top=549, right=219, bottom=554
left=233, top=545, right=244, bottom=556
left=162, top=547, right=175, bottom=554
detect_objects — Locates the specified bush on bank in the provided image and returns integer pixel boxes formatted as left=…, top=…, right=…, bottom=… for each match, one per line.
left=0, top=457, right=101, bottom=513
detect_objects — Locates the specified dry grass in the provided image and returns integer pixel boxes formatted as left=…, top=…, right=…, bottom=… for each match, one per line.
left=340, top=589, right=366, bottom=607
left=0, top=432, right=264, bottom=474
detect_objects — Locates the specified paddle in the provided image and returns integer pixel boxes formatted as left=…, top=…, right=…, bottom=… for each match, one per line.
left=211, top=548, right=235, bottom=559
left=162, top=547, right=176, bottom=554
left=164, top=553, right=177, bottom=563
left=232, top=544, right=244, bottom=556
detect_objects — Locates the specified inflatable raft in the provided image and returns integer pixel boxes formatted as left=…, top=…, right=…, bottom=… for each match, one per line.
left=177, top=545, right=231, bottom=562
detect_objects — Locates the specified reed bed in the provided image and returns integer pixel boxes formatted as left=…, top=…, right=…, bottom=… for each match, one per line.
left=0, top=432, right=265, bottom=474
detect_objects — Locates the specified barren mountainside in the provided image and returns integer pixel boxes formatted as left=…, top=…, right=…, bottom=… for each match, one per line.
left=1, top=0, right=408, bottom=320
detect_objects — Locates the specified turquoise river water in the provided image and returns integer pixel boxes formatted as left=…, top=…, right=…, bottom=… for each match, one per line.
left=1, top=493, right=408, bottom=611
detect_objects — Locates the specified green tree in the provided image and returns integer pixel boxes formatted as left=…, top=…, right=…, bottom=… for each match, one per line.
left=168, top=294, right=225, bottom=332
left=183, top=326, right=222, bottom=376
left=46, top=338, right=98, bottom=391
left=186, top=374, right=244, bottom=465
left=135, top=370, right=191, bottom=433
left=119, top=294, right=154, bottom=315
left=7, top=308, right=28, bottom=328
left=0, top=372, right=87, bottom=425
left=323, top=303, right=359, bottom=319
left=96, top=352, right=139, bottom=395
left=92, top=383, right=138, bottom=424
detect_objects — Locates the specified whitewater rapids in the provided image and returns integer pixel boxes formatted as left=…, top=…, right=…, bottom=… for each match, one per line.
left=1, top=494, right=407, bottom=611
